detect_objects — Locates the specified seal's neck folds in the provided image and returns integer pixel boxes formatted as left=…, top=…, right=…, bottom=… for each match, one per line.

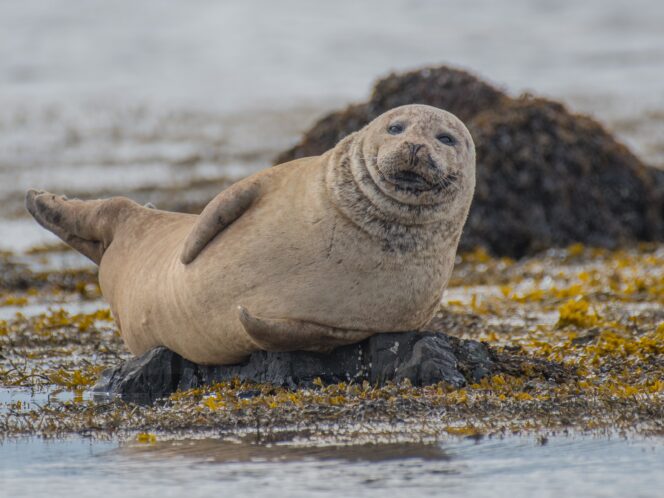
left=324, top=134, right=464, bottom=252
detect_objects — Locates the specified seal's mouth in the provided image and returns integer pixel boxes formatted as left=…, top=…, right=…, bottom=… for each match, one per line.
left=388, top=170, right=435, bottom=192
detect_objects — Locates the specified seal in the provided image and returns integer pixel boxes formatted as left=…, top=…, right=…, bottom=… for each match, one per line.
left=25, top=104, right=476, bottom=365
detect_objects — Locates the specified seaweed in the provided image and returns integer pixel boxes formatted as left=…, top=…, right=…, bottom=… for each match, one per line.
left=1, top=244, right=662, bottom=441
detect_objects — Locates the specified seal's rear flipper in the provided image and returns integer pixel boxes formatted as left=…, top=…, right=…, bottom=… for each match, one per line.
left=25, top=189, right=137, bottom=265
left=238, top=306, right=373, bottom=353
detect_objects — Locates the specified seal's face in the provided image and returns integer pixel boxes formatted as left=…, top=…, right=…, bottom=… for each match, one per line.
left=361, top=105, right=475, bottom=207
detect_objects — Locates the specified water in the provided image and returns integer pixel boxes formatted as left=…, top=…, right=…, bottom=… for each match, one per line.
left=1, top=436, right=662, bottom=497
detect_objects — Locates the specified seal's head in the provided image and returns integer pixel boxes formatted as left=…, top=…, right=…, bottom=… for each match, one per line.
left=327, top=104, right=475, bottom=241
left=360, top=104, right=475, bottom=207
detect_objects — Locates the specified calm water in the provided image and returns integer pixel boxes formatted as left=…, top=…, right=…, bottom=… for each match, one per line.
left=1, top=436, right=663, bottom=498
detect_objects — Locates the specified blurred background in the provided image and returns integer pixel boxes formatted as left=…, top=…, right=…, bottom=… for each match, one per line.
left=2, top=5, right=664, bottom=494
left=1, top=0, right=663, bottom=251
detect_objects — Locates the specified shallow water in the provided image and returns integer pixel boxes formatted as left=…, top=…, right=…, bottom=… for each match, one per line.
left=1, top=436, right=662, bottom=497
left=0, top=388, right=84, bottom=413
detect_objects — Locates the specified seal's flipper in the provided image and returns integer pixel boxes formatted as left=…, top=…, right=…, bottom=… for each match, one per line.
left=25, top=189, right=138, bottom=265
left=237, top=306, right=373, bottom=353
left=180, top=180, right=260, bottom=264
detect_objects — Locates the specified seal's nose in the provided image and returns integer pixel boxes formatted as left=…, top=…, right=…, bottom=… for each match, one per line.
left=407, top=143, right=424, bottom=166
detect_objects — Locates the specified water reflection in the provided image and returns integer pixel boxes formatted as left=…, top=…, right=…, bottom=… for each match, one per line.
left=119, top=438, right=451, bottom=464
left=111, top=436, right=664, bottom=498
left=1, top=435, right=662, bottom=498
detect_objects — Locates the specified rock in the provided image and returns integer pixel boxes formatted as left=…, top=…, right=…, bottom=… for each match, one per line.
left=94, top=331, right=495, bottom=404
left=93, top=348, right=179, bottom=403
left=465, top=98, right=662, bottom=256
left=276, top=66, right=664, bottom=258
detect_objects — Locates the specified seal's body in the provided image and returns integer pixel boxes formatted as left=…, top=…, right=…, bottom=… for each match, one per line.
left=26, top=105, right=476, bottom=365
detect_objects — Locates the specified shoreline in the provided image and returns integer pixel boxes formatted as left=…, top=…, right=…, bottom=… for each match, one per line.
left=1, top=243, right=661, bottom=441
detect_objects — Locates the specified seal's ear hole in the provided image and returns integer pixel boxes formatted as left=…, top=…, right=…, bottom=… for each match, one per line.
left=388, top=123, right=405, bottom=135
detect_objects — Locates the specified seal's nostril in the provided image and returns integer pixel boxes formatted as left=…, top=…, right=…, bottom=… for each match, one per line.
left=407, top=143, right=424, bottom=166
left=409, top=143, right=424, bottom=155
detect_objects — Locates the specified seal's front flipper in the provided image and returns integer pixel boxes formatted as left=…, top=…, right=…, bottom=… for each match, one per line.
left=180, top=180, right=260, bottom=264
left=237, top=306, right=374, bottom=353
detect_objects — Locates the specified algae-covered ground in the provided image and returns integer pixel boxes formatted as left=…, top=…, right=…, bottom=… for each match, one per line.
left=1, top=242, right=662, bottom=443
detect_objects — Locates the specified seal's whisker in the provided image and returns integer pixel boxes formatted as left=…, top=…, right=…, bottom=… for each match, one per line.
left=434, top=173, right=462, bottom=192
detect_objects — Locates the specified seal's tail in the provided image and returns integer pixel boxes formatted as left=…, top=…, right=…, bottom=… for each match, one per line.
left=25, top=189, right=137, bottom=264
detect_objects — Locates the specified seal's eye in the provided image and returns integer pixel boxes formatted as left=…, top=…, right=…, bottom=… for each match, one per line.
left=437, top=134, right=456, bottom=146
left=388, top=124, right=404, bottom=135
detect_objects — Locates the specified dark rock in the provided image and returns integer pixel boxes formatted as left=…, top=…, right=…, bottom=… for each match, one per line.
left=367, top=333, right=466, bottom=388
left=456, top=339, right=496, bottom=383
left=236, top=389, right=262, bottom=399
left=276, top=66, right=664, bottom=258
left=93, top=347, right=185, bottom=403
left=465, top=98, right=662, bottom=256
left=93, top=331, right=495, bottom=404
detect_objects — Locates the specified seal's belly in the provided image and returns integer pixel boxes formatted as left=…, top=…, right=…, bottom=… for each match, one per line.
left=189, top=199, right=448, bottom=333
left=105, top=189, right=451, bottom=364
